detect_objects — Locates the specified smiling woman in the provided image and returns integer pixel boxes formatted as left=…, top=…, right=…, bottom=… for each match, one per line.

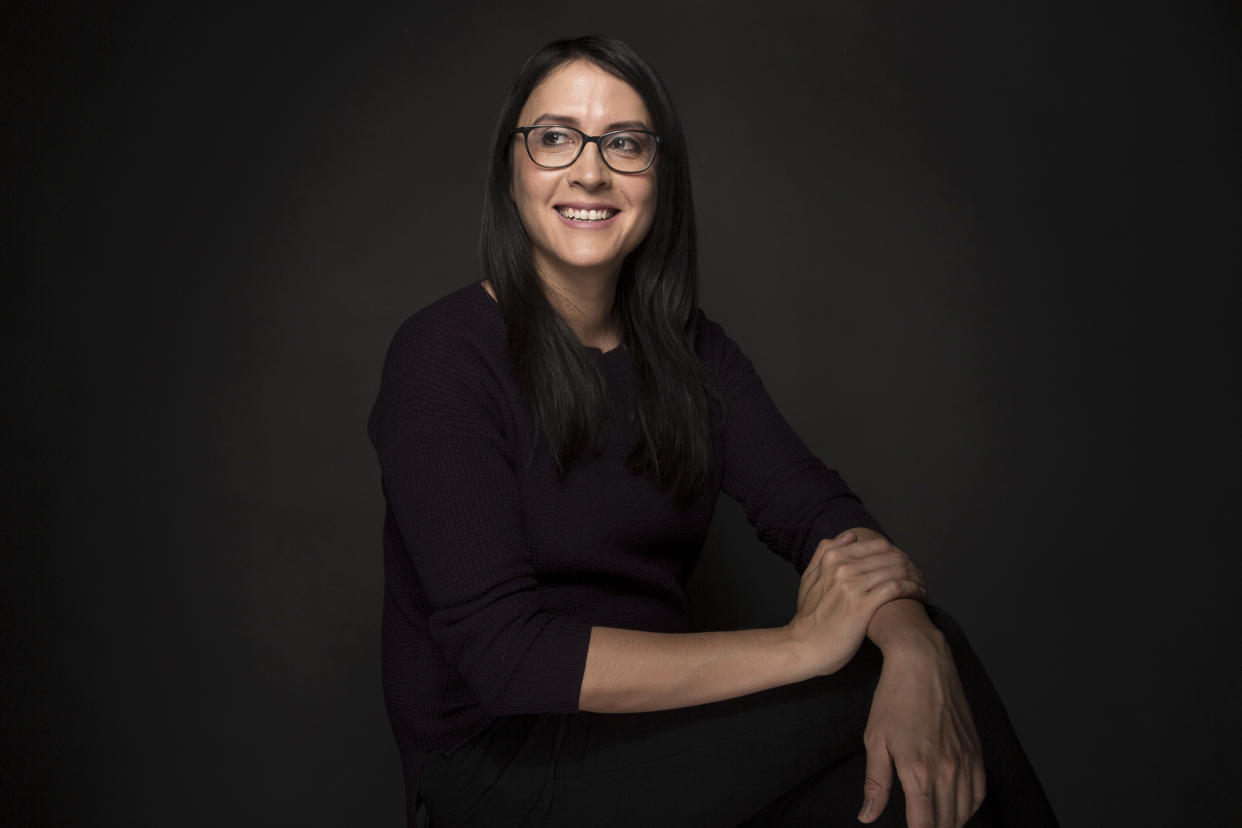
left=368, top=35, right=1059, bottom=828
left=506, top=59, right=659, bottom=351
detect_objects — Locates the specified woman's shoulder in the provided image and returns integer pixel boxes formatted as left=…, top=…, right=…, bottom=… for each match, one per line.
left=369, top=283, right=512, bottom=441
left=694, top=307, right=752, bottom=389
left=374, top=281, right=513, bottom=403
left=384, top=281, right=507, bottom=365
left=693, top=307, right=728, bottom=352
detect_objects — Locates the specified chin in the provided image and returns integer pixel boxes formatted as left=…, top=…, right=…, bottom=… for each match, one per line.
left=554, top=248, right=628, bottom=273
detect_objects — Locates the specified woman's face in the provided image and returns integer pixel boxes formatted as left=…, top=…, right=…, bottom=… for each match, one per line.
left=510, top=59, right=658, bottom=284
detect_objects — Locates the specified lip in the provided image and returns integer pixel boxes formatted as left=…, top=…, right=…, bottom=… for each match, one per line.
left=555, top=202, right=619, bottom=212
left=553, top=204, right=621, bottom=229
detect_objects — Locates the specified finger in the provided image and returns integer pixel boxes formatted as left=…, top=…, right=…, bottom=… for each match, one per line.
left=858, top=564, right=926, bottom=598
left=823, top=531, right=856, bottom=551
left=843, top=537, right=913, bottom=561
left=864, top=580, right=927, bottom=615
left=800, top=548, right=826, bottom=589
left=858, top=739, right=893, bottom=824
left=956, top=759, right=974, bottom=827
left=972, top=757, right=987, bottom=818
left=842, top=550, right=908, bottom=574
left=807, top=532, right=855, bottom=573
left=896, top=761, right=935, bottom=828
left=845, top=555, right=927, bottom=593
left=842, top=536, right=892, bottom=558
left=935, top=767, right=957, bottom=828
left=907, top=564, right=927, bottom=593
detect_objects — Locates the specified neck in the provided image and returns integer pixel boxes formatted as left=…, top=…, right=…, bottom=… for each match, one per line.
left=538, top=264, right=622, bottom=352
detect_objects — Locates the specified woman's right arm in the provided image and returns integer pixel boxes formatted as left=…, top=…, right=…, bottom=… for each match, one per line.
left=580, top=530, right=925, bottom=712
left=372, top=310, right=921, bottom=718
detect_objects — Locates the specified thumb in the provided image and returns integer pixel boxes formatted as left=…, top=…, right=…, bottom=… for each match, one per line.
left=858, top=740, right=892, bottom=823
left=806, top=531, right=856, bottom=574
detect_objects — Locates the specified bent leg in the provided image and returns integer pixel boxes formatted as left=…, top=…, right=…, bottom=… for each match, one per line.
left=422, top=606, right=1058, bottom=827
left=740, top=606, right=1059, bottom=826
left=737, top=749, right=910, bottom=827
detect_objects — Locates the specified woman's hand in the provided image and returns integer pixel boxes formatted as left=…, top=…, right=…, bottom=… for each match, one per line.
left=858, top=642, right=985, bottom=828
left=786, top=531, right=926, bottom=676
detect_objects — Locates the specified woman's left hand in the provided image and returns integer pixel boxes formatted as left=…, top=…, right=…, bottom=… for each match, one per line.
left=858, top=642, right=986, bottom=828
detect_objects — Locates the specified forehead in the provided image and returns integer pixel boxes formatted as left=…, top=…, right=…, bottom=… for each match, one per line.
left=519, top=59, right=652, bottom=129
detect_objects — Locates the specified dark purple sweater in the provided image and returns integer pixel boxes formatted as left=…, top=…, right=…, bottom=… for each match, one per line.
left=367, top=282, right=882, bottom=809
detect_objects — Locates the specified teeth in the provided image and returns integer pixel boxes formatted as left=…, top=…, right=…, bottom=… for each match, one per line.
left=559, top=207, right=612, bottom=221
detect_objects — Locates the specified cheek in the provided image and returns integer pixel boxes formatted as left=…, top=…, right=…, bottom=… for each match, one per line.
left=509, top=171, right=539, bottom=231
left=633, top=180, right=658, bottom=234
left=510, top=149, right=538, bottom=206
left=511, top=163, right=555, bottom=213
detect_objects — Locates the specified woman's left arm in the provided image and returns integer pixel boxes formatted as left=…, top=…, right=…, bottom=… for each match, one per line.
left=848, top=527, right=986, bottom=828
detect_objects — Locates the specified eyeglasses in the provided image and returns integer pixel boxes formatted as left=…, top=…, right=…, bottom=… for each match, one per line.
left=512, top=124, right=661, bottom=174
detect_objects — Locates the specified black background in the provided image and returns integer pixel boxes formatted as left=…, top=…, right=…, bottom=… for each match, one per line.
left=5, top=2, right=1240, bottom=825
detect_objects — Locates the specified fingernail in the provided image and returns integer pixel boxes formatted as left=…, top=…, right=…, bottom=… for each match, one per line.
left=858, top=800, right=873, bottom=821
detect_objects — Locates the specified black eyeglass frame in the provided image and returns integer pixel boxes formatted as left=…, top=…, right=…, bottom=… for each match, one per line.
left=511, top=125, right=662, bottom=174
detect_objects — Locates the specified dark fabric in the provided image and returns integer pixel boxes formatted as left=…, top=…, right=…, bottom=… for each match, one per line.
left=368, top=281, right=884, bottom=821
left=420, top=607, right=1059, bottom=827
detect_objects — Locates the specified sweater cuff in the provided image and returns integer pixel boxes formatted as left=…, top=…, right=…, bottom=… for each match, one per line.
left=498, top=615, right=593, bottom=714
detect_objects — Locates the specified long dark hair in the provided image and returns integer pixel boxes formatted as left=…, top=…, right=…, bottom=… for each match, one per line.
left=481, top=35, right=712, bottom=501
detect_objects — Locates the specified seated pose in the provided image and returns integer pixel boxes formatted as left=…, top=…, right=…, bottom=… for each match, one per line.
left=369, top=35, right=1058, bottom=828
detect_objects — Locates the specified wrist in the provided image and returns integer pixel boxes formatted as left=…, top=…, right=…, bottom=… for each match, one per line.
left=781, top=622, right=831, bottom=681
left=868, top=600, right=947, bottom=656
left=878, top=625, right=951, bottom=663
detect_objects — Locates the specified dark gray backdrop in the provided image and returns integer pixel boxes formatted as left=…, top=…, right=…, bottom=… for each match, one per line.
left=5, top=2, right=1239, bottom=826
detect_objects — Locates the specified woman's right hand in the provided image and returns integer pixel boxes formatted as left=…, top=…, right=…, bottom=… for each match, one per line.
left=786, top=531, right=926, bottom=676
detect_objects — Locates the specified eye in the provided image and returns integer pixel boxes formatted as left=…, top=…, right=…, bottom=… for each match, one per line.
left=606, top=132, right=647, bottom=156
left=538, top=127, right=578, bottom=147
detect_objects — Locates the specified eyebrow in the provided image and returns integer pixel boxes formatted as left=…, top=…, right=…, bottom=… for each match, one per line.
left=529, top=113, right=651, bottom=132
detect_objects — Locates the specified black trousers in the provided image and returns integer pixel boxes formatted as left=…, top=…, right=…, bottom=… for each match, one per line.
left=420, top=607, right=1058, bottom=827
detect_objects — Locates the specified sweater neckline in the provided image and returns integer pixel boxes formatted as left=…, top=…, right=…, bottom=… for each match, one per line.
left=470, top=280, right=628, bottom=359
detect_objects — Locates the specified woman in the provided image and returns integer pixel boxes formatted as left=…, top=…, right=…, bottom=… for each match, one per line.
left=369, top=35, right=1057, bottom=827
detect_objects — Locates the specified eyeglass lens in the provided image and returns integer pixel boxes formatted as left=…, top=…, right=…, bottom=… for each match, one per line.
left=524, top=126, right=657, bottom=172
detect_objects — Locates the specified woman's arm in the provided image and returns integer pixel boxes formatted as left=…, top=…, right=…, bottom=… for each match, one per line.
left=580, top=626, right=807, bottom=713
left=371, top=314, right=593, bottom=716
left=580, top=531, right=925, bottom=712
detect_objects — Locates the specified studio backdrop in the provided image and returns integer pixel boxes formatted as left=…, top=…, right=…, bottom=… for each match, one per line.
left=5, top=3, right=1239, bottom=826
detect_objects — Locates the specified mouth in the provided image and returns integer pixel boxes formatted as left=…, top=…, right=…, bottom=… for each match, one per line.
left=555, top=205, right=617, bottom=223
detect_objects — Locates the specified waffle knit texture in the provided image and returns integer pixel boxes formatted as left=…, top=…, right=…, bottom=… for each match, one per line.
left=367, top=282, right=883, bottom=810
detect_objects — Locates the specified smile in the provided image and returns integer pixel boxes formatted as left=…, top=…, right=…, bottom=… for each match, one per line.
left=557, top=207, right=615, bottom=222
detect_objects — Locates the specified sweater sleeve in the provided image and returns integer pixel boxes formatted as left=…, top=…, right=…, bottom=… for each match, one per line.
left=702, top=316, right=887, bottom=573
left=368, top=316, right=591, bottom=716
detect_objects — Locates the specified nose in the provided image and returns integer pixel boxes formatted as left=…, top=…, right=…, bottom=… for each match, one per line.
left=569, top=139, right=610, bottom=189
